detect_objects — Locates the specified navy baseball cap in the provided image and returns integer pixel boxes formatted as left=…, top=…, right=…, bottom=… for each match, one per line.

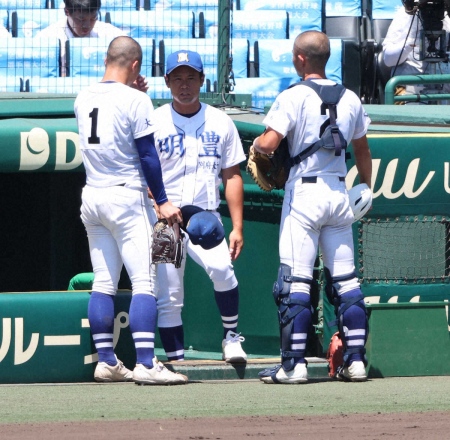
left=181, top=205, right=225, bottom=250
left=166, top=50, right=203, bottom=75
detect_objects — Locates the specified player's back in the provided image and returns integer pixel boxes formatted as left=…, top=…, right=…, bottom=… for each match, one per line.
left=75, top=81, right=154, bottom=188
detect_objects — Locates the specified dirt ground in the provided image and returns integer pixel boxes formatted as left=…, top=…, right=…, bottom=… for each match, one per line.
left=3, top=411, right=450, bottom=440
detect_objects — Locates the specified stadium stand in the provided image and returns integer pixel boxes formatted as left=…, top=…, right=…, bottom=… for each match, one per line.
left=0, top=76, right=23, bottom=92
left=230, top=38, right=249, bottom=79
left=54, top=0, right=140, bottom=8
left=369, top=0, right=399, bottom=42
left=232, top=76, right=298, bottom=110
left=0, top=9, right=8, bottom=31
left=0, top=1, right=367, bottom=104
left=238, top=36, right=352, bottom=108
left=0, top=37, right=60, bottom=85
left=197, top=10, right=217, bottom=39
left=146, top=76, right=171, bottom=100
left=360, top=0, right=399, bottom=103
left=0, top=0, right=50, bottom=9
left=254, top=39, right=297, bottom=79
left=11, top=8, right=66, bottom=38
left=68, top=36, right=155, bottom=79
left=235, top=0, right=323, bottom=39
left=26, top=75, right=171, bottom=99
left=26, top=75, right=99, bottom=93
left=231, top=10, right=289, bottom=41
left=254, top=37, right=343, bottom=85
left=105, top=9, right=196, bottom=39
left=102, top=0, right=140, bottom=10
left=148, top=0, right=220, bottom=10
left=324, top=0, right=364, bottom=43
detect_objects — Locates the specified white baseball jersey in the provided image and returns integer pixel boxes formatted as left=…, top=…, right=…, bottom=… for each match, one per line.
left=263, top=79, right=370, bottom=190
left=152, top=102, right=244, bottom=327
left=76, top=81, right=159, bottom=297
left=75, top=81, right=155, bottom=188
left=151, top=102, right=246, bottom=210
left=35, top=19, right=125, bottom=72
left=265, top=79, right=370, bottom=291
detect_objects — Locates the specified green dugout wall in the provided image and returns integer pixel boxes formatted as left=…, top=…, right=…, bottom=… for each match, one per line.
left=1, top=96, right=450, bottom=381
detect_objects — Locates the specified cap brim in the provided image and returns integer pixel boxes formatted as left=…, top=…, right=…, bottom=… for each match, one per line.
left=166, top=64, right=203, bottom=75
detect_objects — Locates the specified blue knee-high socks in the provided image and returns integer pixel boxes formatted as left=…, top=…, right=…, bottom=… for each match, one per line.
left=214, top=286, right=239, bottom=338
left=129, top=293, right=157, bottom=369
left=88, top=291, right=117, bottom=366
left=159, top=325, right=185, bottom=361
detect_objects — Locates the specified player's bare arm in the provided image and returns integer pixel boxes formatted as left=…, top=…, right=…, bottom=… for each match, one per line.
left=351, top=135, right=372, bottom=188
left=253, top=127, right=284, bottom=155
left=222, top=165, right=244, bottom=261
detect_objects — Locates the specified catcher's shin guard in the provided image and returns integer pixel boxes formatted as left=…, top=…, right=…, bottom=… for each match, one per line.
left=273, top=264, right=312, bottom=371
left=338, top=289, right=368, bottom=365
left=324, top=268, right=368, bottom=366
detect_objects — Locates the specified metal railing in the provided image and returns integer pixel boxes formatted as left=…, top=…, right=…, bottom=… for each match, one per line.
left=385, top=74, right=450, bottom=104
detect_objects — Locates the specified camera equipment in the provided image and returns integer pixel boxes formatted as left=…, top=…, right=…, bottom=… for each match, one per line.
left=403, top=0, right=450, bottom=61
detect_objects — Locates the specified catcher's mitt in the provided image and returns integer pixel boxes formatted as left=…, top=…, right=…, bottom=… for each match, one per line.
left=326, top=331, right=344, bottom=378
left=151, top=219, right=184, bottom=268
left=246, top=139, right=290, bottom=191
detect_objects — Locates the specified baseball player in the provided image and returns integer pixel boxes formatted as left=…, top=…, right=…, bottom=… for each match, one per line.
left=75, top=36, right=187, bottom=385
left=253, top=31, right=372, bottom=384
left=151, top=50, right=247, bottom=363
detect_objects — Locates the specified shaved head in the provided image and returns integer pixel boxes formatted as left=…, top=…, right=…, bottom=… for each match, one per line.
left=293, top=31, right=330, bottom=71
left=106, top=36, right=142, bottom=69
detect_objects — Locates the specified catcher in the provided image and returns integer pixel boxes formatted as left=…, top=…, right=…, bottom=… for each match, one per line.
left=253, top=31, right=372, bottom=384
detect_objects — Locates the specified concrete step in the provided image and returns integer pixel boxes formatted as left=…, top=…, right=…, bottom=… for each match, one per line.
left=155, top=350, right=330, bottom=381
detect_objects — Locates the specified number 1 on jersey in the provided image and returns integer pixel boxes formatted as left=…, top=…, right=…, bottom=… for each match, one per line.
left=88, top=108, right=100, bottom=144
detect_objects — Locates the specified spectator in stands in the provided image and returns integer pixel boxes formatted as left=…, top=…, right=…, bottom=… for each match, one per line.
left=382, top=2, right=450, bottom=101
left=35, top=0, right=125, bottom=76
left=0, top=25, right=11, bottom=37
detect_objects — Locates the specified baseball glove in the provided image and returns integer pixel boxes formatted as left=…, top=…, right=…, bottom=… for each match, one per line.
left=246, top=139, right=290, bottom=191
left=326, top=331, right=344, bottom=378
left=151, top=219, right=184, bottom=268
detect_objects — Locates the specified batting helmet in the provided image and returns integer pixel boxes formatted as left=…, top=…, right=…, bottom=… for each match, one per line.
left=348, top=183, right=372, bottom=222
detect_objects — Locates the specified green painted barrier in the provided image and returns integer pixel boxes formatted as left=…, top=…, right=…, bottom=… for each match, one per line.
left=0, top=291, right=134, bottom=384
left=1, top=98, right=450, bottom=380
left=366, top=302, right=450, bottom=377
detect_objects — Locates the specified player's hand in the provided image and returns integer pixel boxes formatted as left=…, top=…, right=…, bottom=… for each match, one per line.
left=158, top=201, right=182, bottom=227
left=131, top=74, right=149, bottom=93
left=229, top=229, right=243, bottom=261
left=147, top=188, right=162, bottom=218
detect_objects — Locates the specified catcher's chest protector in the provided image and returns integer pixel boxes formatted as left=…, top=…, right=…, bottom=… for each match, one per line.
left=289, top=80, right=348, bottom=166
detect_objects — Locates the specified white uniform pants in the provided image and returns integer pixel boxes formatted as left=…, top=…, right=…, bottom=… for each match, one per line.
left=280, top=176, right=359, bottom=294
left=80, top=185, right=158, bottom=297
left=157, top=221, right=237, bottom=328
